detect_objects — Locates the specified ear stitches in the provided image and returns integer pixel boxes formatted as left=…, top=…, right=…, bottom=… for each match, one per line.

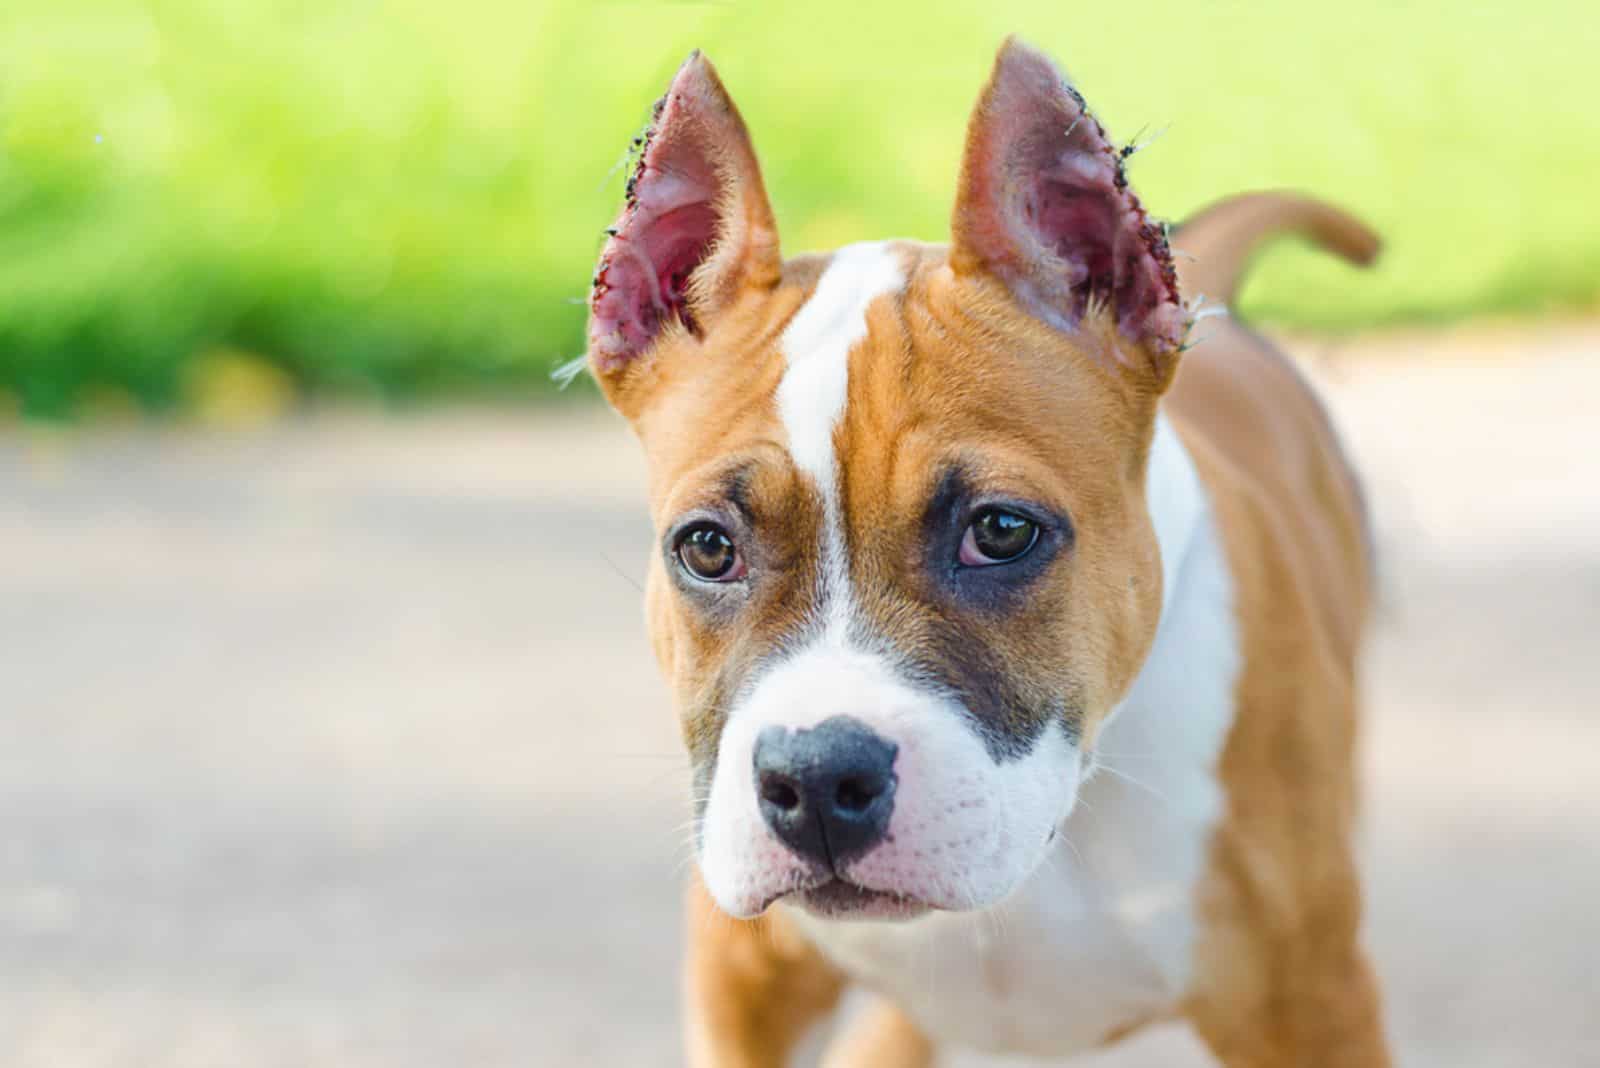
left=587, top=52, right=781, bottom=380
left=584, top=40, right=1191, bottom=411
left=952, top=38, right=1190, bottom=365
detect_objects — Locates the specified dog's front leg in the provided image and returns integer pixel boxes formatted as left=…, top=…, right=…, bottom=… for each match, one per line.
left=1189, top=943, right=1391, bottom=1068
left=1188, top=823, right=1393, bottom=1068
left=819, top=999, right=933, bottom=1068
left=684, top=878, right=845, bottom=1067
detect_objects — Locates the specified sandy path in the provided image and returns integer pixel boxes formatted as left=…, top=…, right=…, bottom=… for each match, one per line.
left=2, top=323, right=1597, bottom=1066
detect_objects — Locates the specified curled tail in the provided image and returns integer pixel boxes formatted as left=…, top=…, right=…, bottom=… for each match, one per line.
left=1173, top=192, right=1380, bottom=307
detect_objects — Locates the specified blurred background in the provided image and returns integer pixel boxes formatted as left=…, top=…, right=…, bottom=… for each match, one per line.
left=2, top=1, right=1597, bottom=1066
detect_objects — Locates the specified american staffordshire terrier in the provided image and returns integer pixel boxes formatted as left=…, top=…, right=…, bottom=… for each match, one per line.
left=585, top=37, right=1389, bottom=1067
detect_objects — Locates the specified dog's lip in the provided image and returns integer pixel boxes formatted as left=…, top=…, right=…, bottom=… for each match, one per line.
left=785, top=878, right=931, bottom=921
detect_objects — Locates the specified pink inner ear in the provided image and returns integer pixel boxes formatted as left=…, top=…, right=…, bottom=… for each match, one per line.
left=957, top=42, right=1187, bottom=355
left=1022, top=143, right=1181, bottom=348
left=589, top=99, right=725, bottom=371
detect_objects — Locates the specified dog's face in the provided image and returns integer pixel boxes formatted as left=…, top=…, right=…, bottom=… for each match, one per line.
left=587, top=40, right=1190, bottom=919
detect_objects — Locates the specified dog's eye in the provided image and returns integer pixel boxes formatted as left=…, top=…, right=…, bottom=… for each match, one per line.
left=676, top=523, right=745, bottom=582
left=959, top=508, right=1039, bottom=566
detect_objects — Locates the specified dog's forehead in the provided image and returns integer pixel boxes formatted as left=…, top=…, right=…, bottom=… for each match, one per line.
left=640, top=241, right=912, bottom=509
left=641, top=237, right=1135, bottom=522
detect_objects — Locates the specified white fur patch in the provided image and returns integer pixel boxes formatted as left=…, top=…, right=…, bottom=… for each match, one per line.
left=1145, top=414, right=1204, bottom=617
left=699, top=640, right=1081, bottom=918
left=775, top=241, right=905, bottom=488
left=787, top=413, right=1241, bottom=1057
left=773, top=241, right=905, bottom=639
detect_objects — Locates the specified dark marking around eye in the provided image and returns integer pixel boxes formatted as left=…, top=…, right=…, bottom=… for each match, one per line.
left=721, top=464, right=757, bottom=527
left=892, top=627, right=1084, bottom=764
left=919, top=464, right=1071, bottom=611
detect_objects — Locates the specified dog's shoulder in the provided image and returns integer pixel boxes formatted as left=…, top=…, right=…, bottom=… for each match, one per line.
left=1166, top=319, right=1372, bottom=668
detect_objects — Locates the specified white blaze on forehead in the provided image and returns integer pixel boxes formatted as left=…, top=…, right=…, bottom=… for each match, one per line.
left=775, top=241, right=906, bottom=491
left=774, top=240, right=906, bottom=639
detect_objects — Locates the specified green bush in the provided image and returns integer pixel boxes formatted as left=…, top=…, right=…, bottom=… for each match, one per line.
left=3, top=1, right=1597, bottom=416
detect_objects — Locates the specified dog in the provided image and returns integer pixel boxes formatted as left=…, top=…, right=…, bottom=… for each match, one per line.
left=584, top=37, right=1390, bottom=1067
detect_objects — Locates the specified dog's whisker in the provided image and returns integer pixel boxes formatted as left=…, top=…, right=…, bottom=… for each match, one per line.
left=1087, top=746, right=1168, bottom=762
left=594, top=550, right=644, bottom=593
left=1095, top=762, right=1174, bottom=807
left=1058, top=829, right=1091, bottom=876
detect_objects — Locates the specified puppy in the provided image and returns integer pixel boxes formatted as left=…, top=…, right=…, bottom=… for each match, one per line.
left=585, top=37, right=1390, bottom=1067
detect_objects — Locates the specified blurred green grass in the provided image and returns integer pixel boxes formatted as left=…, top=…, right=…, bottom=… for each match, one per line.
left=2, top=1, right=1598, bottom=417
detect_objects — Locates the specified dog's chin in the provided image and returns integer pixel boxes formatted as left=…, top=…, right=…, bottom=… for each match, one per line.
left=787, top=879, right=931, bottom=922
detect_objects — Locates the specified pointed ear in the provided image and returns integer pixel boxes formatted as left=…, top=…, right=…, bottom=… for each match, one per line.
left=587, top=52, right=781, bottom=401
left=951, top=39, right=1189, bottom=376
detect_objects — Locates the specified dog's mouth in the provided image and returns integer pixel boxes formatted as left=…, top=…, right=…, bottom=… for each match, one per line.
left=790, top=879, right=929, bottom=921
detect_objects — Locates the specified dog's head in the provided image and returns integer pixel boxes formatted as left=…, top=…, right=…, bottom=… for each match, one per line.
left=586, top=39, right=1191, bottom=919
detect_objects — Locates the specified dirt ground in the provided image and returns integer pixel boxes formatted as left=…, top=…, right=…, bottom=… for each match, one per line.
left=2, top=323, right=1597, bottom=1067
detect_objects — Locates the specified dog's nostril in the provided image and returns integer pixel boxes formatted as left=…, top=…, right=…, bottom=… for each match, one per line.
left=760, top=775, right=801, bottom=812
left=834, top=775, right=882, bottom=814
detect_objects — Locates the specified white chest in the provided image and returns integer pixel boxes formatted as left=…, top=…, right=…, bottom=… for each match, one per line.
left=786, top=447, right=1240, bottom=1057
left=786, top=835, right=1187, bottom=1055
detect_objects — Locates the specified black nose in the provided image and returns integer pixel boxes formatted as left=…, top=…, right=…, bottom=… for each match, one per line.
left=753, top=716, right=897, bottom=869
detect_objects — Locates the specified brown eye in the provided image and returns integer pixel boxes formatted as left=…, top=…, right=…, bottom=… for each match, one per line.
left=960, top=508, right=1039, bottom=566
left=676, top=523, right=745, bottom=582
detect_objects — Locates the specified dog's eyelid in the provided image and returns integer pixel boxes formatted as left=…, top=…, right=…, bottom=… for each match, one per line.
left=925, top=458, right=1069, bottom=524
left=666, top=507, right=745, bottom=545
left=948, top=492, right=1070, bottom=543
left=963, top=496, right=1051, bottom=523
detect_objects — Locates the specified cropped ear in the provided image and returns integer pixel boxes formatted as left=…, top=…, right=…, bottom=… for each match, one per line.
left=587, top=52, right=781, bottom=400
left=951, top=38, right=1189, bottom=378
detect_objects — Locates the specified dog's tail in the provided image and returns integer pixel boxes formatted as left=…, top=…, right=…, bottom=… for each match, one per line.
left=1173, top=192, right=1381, bottom=308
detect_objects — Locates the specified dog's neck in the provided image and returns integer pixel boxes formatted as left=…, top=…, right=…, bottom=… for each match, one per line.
left=1071, top=412, right=1239, bottom=977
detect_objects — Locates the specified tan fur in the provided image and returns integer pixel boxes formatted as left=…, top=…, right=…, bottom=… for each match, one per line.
left=819, top=1000, right=935, bottom=1068
left=684, top=877, right=845, bottom=1066
left=842, top=249, right=1171, bottom=747
left=591, top=46, right=1389, bottom=1068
